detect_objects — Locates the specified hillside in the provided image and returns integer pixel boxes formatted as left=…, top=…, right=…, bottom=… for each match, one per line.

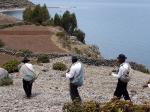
left=0, top=0, right=34, bottom=9
left=0, top=56, right=150, bottom=112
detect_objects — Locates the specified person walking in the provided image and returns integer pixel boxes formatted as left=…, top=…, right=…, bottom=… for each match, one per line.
left=66, top=56, right=84, bottom=102
left=19, top=57, right=37, bottom=98
left=111, top=54, right=131, bottom=101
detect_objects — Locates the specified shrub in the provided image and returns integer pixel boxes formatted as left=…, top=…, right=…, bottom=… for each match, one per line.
left=130, top=62, right=150, bottom=74
left=63, top=102, right=83, bottom=112
left=37, top=55, right=49, bottom=63
left=83, top=101, right=100, bottom=112
left=2, top=60, right=20, bottom=73
left=73, top=29, right=85, bottom=43
left=56, top=32, right=65, bottom=37
left=0, top=76, right=13, bottom=86
left=20, top=49, right=33, bottom=57
left=101, top=100, right=150, bottom=112
left=0, top=39, right=5, bottom=48
left=53, top=62, right=67, bottom=71
left=63, top=101, right=100, bottom=112
left=74, top=47, right=82, bottom=54
left=90, top=45, right=101, bottom=56
left=63, top=100, right=150, bottom=112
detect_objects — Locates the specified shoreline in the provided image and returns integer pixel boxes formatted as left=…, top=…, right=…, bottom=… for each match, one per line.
left=0, top=7, right=60, bottom=13
left=0, top=5, right=76, bottom=13
left=0, top=8, right=25, bottom=13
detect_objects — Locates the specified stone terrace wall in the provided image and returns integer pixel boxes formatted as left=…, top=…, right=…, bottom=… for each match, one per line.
left=0, top=48, right=149, bottom=73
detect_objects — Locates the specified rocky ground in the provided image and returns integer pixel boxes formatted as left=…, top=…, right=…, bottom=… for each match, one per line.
left=0, top=56, right=150, bottom=112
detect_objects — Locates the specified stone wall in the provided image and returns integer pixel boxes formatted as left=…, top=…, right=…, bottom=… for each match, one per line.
left=0, top=48, right=149, bottom=73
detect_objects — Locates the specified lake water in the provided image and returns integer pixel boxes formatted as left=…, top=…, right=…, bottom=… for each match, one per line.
left=3, top=0, right=150, bottom=69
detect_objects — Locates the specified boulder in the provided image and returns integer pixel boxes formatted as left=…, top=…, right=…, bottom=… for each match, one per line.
left=0, top=68, right=8, bottom=79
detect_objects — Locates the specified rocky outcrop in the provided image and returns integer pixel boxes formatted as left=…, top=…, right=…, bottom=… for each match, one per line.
left=0, top=0, right=34, bottom=9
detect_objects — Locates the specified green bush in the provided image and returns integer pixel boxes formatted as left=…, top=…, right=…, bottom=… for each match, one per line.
left=0, top=76, right=13, bottom=86
left=2, top=60, right=20, bottom=73
left=0, top=39, right=5, bottom=48
left=53, top=62, right=67, bottom=71
left=37, top=55, right=49, bottom=63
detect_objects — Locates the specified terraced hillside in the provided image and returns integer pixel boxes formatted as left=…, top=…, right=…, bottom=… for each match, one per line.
left=0, top=25, right=65, bottom=53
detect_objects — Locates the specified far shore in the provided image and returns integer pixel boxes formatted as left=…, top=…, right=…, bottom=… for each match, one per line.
left=0, top=8, right=25, bottom=13
left=0, top=5, right=76, bottom=13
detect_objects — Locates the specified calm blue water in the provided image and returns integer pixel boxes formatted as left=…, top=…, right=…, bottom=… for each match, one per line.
left=3, top=0, right=150, bottom=69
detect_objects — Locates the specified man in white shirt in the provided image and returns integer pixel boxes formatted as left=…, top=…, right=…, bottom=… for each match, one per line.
left=66, top=56, right=84, bottom=102
left=19, top=57, right=37, bottom=98
left=111, top=54, right=131, bottom=101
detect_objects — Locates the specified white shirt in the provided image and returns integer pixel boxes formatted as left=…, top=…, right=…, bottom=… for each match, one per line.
left=66, top=62, right=82, bottom=79
left=19, top=63, right=36, bottom=81
left=25, top=63, right=34, bottom=72
left=112, top=62, right=130, bottom=79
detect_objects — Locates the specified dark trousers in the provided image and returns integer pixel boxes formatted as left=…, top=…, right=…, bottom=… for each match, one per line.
left=114, top=79, right=130, bottom=100
left=23, top=79, right=33, bottom=98
left=70, top=83, right=81, bottom=102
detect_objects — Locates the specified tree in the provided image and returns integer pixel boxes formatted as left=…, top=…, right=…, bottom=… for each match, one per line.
left=73, top=29, right=85, bottom=43
left=23, top=7, right=32, bottom=22
left=23, top=4, right=50, bottom=24
left=32, top=4, right=43, bottom=24
left=70, top=13, right=77, bottom=34
left=54, top=13, right=61, bottom=26
left=61, top=11, right=77, bottom=35
left=41, top=4, right=50, bottom=22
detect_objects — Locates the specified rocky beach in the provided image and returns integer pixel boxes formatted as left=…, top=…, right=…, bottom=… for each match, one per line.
left=0, top=56, right=150, bottom=112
